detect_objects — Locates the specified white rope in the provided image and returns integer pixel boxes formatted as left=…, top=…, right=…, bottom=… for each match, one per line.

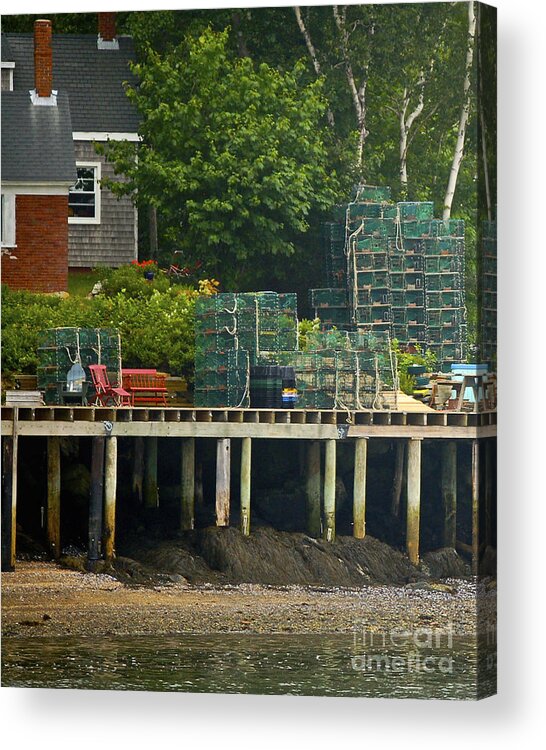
left=234, top=349, right=250, bottom=408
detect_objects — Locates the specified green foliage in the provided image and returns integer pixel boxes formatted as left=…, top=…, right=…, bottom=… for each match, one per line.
left=298, top=318, right=321, bottom=351
left=102, top=28, right=338, bottom=289
left=391, top=339, right=437, bottom=395
left=99, top=263, right=172, bottom=298
left=1, top=283, right=197, bottom=380
left=92, top=289, right=197, bottom=375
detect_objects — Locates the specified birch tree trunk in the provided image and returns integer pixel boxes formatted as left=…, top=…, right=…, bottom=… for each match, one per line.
left=399, top=81, right=425, bottom=197
left=333, top=6, right=370, bottom=174
left=477, top=4, right=492, bottom=222
left=443, top=1, right=477, bottom=219
left=294, top=6, right=335, bottom=128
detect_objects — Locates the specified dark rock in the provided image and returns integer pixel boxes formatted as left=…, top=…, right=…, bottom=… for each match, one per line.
left=422, top=547, right=470, bottom=579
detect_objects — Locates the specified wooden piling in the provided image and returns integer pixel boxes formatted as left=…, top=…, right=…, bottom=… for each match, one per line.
left=441, top=441, right=457, bottom=548
left=323, top=439, right=336, bottom=542
left=305, top=441, right=321, bottom=538
left=353, top=438, right=368, bottom=539
left=144, top=437, right=158, bottom=508
left=471, top=439, right=480, bottom=576
left=1, top=438, right=15, bottom=572
left=88, top=436, right=105, bottom=568
left=181, top=438, right=195, bottom=530
left=240, top=437, right=251, bottom=536
left=406, top=438, right=422, bottom=565
left=47, top=436, right=61, bottom=558
left=103, top=436, right=117, bottom=562
left=216, top=438, right=231, bottom=526
left=485, top=439, right=494, bottom=548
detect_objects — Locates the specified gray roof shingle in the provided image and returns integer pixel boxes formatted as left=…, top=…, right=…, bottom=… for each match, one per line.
left=4, top=33, right=139, bottom=133
left=1, top=90, right=76, bottom=183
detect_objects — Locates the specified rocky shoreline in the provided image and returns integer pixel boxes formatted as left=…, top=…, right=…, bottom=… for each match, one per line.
left=1, top=560, right=496, bottom=639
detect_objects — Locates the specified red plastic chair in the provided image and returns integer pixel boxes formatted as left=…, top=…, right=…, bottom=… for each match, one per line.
left=88, top=365, right=131, bottom=407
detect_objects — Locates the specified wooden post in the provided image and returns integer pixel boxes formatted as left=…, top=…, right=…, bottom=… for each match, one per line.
left=47, top=436, right=61, bottom=558
left=471, top=439, right=480, bottom=576
left=406, top=438, right=422, bottom=566
left=216, top=438, right=231, bottom=526
left=391, top=441, right=405, bottom=517
left=11, top=410, right=19, bottom=569
left=181, top=438, right=195, bottom=531
left=103, top=436, right=117, bottom=563
left=485, top=439, right=494, bottom=548
left=1, top=438, right=15, bottom=572
left=323, top=439, right=336, bottom=542
left=144, top=437, right=158, bottom=508
left=353, top=438, right=368, bottom=539
left=132, top=437, right=144, bottom=504
left=240, top=437, right=251, bottom=536
left=441, top=441, right=457, bottom=548
left=305, top=441, right=321, bottom=538
left=88, top=436, right=105, bottom=569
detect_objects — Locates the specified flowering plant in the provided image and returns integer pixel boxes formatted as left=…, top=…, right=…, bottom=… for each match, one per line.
left=131, top=259, right=157, bottom=268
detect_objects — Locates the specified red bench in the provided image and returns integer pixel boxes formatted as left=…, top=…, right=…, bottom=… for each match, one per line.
left=121, top=369, right=168, bottom=406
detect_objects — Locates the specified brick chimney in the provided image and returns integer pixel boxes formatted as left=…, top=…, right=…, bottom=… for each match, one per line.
left=34, top=19, right=53, bottom=98
left=98, top=13, right=118, bottom=49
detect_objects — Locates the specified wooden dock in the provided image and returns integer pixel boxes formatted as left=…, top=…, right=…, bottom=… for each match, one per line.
left=1, top=405, right=496, bottom=575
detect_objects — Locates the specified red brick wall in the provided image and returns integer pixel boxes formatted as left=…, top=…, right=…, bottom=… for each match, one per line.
left=1, top=194, right=68, bottom=292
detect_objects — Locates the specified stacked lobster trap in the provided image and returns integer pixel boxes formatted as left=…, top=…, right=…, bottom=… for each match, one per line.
left=311, top=185, right=468, bottom=371
left=37, top=327, right=122, bottom=405
left=194, top=293, right=396, bottom=410
left=194, top=292, right=299, bottom=408
left=479, top=219, right=497, bottom=366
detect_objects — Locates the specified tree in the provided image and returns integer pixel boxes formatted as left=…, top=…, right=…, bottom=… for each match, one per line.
left=443, top=1, right=477, bottom=219
left=103, top=28, right=337, bottom=289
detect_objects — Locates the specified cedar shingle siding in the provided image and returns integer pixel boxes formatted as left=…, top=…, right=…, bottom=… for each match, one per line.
left=69, top=141, right=137, bottom=268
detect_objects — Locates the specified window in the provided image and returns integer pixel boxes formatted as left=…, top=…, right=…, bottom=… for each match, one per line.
left=1, top=194, right=16, bottom=247
left=68, top=162, right=101, bottom=224
left=1, top=63, right=14, bottom=92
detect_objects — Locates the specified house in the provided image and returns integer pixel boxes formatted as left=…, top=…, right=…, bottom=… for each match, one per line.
left=1, top=13, right=139, bottom=290
left=1, top=22, right=76, bottom=292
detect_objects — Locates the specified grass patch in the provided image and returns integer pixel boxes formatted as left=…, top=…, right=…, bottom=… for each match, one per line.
left=67, top=270, right=105, bottom=297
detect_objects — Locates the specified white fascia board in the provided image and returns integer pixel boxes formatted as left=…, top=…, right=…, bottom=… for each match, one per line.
left=2, top=182, right=73, bottom=195
left=73, top=132, right=141, bottom=142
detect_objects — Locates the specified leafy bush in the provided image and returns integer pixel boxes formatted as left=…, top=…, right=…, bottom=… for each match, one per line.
left=99, top=262, right=172, bottom=298
left=1, top=282, right=198, bottom=381
left=391, top=339, right=437, bottom=395
left=298, top=318, right=321, bottom=350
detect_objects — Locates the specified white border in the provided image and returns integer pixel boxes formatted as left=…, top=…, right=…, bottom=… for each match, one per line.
left=73, top=131, right=140, bottom=142
left=2, top=0, right=546, bottom=747
left=68, top=161, right=101, bottom=225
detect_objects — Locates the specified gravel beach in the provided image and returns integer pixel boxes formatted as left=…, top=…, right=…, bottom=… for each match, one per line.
left=1, top=560, right=495, bottom=639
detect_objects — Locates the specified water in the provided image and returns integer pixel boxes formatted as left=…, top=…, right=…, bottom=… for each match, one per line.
left=1, top=633, right=495, bottom=699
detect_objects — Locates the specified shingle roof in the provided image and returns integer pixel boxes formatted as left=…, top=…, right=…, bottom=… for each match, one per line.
left=1, top=34, right=13, bottom=61
left=1, top=90, right=76, bottom=183
left=4, top=33, right=139, bottom=133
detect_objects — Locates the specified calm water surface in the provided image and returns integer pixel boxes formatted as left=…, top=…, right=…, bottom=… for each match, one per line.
left=1, top=633, right=495, bottom=699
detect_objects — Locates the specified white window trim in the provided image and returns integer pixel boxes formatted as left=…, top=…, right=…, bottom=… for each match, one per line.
left=1, top=194, right=16, bottom=248
left=73, top=131, right=140, bottom=142
left=68, top=161, right=101, bottom=225
left=1, top=62, right=14, bottom=92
